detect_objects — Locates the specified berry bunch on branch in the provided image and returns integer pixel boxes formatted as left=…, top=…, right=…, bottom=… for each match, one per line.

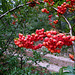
left=14, top=28, right=45, bottom=50
left=43, top=30, right=75, bottom=53
left=27, top=0, right=40, bottom=7
left=14, top=28, right=75, bottom=53
left=41, top=0, right=75, bottom=55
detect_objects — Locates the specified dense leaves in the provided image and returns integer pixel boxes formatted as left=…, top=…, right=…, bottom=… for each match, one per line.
left=0, top=0, right=75, bottom=75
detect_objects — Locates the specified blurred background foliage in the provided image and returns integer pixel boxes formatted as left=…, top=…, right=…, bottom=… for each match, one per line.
left=0, top=0, right=75, bottom=75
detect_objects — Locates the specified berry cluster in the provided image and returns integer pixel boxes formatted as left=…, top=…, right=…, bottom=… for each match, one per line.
left=12, top=13, right=26, bottom=25
left=43, top=32, right=75, bottom=53
left=57, top=2, right=67, bottom=14
left=29, top=3, right=36, bottom=7
left=48, top=15, right=52, bottom=22
left=66, top=0, right=75, bottom=12
left=12, top=20, right=16, bottom=25
left=14, top=34, right=43, bottom=50
left=69, top=54, right=74, bottom=61
left=12, top=14, right=17, bottom=18
left=66, top=0, right=75, bottom=7
left=12, top=19, right=18, bottom=25
left=53, top=20, right=58, bottom=24
left=41, top=8, right=49, bottom=14
left=48, top=15, right=52, bottom=18
left=44, top=0, right=55, bottom=6
left=48, top=15, right=57, bottom=28
left=27, top=1, right=40, bottom=7
left=49, top=23, right=56, bottom=28
left=14, top=28, right=46, bottom=50
left=12, top=14, right=17, bottom=25
left=14, top=28, right=75, bottom=53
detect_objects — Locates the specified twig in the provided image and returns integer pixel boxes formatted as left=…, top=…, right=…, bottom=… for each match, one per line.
left=61, top=12, right=75, bottom=68
left=0, top=1, right=44, bottom=19
left=0, top=4, right=24, bottom=19
left=62, top=15, right=72, bottom=36
left=51, top=6, right=73, bottom=37
left=59, top=12, right=75, bottom=67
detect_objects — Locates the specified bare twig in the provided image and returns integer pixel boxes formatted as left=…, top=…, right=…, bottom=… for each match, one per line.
left=62, top=15, right=72, bottom=36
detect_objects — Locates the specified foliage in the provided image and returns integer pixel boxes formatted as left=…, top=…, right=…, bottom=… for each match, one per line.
left=0, top=0, right=75, bottom=75
left=58, top=66, right=75, bottom=75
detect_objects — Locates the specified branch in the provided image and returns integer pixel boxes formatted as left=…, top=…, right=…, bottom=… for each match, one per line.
left=0, top=1, right=44, bottom=19
left=59, top=9, right=75, bottom=67
left=51, top=6, right=75, bottom=61
left=62, top=15, right=72, bottom=36
left=0, top=4, right=24, bottom=19
left=51, top=6, right=73, bottom=36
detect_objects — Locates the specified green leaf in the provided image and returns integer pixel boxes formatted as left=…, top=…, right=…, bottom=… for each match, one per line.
left=64, top=66, right=73, bottom=72
left=59, top=68, right=63, bottom=75
left=63, top=72, right=75, bottom=75
left=59, top=67, right=67, bottom=75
